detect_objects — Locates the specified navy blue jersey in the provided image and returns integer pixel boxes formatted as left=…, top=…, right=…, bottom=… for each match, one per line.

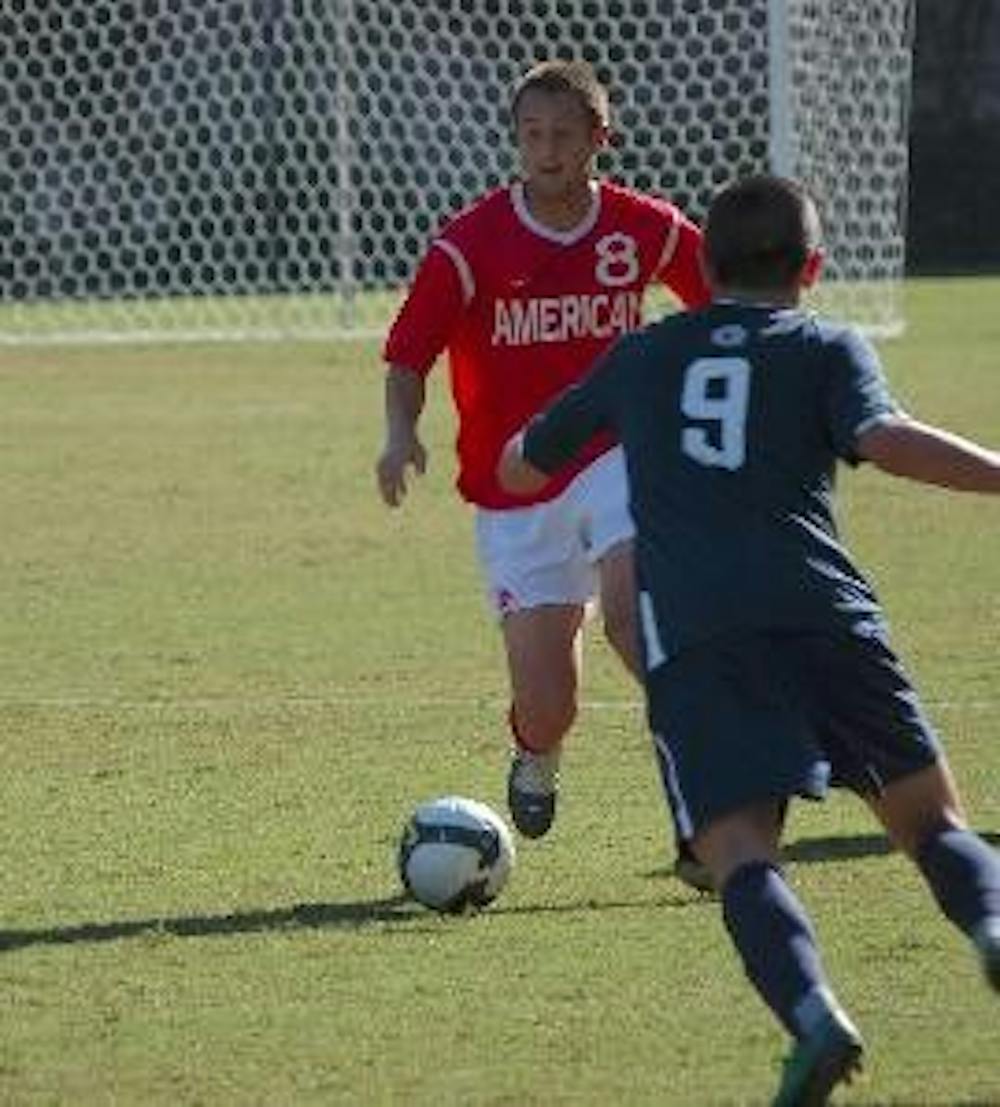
left=521, top=302, right=898, bottom=657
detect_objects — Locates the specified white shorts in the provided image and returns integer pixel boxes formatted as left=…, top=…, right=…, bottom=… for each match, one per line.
left=475, top=447, right=635, bottom=617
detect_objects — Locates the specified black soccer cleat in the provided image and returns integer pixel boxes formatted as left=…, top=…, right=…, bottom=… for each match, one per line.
left=507, top=746, right=560, bottom=838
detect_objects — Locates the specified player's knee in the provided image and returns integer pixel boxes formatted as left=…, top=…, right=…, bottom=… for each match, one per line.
left=892, top=809, right=967, bottom=860
left=874, top=763, right=967, bottom=858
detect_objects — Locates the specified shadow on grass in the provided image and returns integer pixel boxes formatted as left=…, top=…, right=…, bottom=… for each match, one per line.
left=0, top=894, right=416, bottom=954
left=644, top=830, right=1000, bottom=880
left=784, top=828, right=1000, bottom=865
left=8, top=831, right=996, bottom=953
left=783, top=832, right=893, bottom=863
left=0, top=888, right=705, bottom=954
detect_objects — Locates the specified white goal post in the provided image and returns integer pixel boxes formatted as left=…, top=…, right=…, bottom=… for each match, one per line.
left=0, top=0, right=914, bottom=346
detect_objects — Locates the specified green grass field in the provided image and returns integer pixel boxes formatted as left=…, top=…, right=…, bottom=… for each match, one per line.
left=1, top=278, right=998, bottom=1105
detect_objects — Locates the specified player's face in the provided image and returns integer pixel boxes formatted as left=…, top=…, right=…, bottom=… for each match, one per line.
left=514, top=90, right=605, bottom=201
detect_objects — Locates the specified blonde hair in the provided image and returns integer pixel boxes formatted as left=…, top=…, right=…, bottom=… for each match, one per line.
left=511, top=59, right=610, bottom=130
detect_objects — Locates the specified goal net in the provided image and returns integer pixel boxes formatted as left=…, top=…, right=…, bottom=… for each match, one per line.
left=0, top=0, right=914, bottom=346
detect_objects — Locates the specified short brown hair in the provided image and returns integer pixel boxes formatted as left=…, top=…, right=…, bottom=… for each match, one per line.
left=511, top=59, right=610, bottom=130
left=705, top=176, right=822, bottom=290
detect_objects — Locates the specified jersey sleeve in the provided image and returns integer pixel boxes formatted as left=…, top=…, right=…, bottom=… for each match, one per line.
left=824, top=328, right=899, bottom=464
left=521, top=341, right=626, bottom=475
left=382, top=240, right=469, bottom=375
left=655, top=207, right=711, bottom=309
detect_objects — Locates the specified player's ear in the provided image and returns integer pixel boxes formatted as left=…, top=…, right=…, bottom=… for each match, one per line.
left=800, top=248, right=824, bottom=290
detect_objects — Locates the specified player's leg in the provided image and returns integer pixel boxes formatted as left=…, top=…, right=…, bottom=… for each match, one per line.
left=475, top=500, right=592, bottom=839
left=865, top=755, right=965, bottom=857
left=502, top=603, right=585, bottom=837
left=594, top=538, right=640, bottom=678
left=585, top=451, right=710, bottom=888
left=867, top=761, right=1000, bottom=991
left=650, top=637, right=863, bottom=1103
left=581, top=448, right=639, bottom=677
left=693, top=805, right=864, bottom=1106
left=600, top=542, right=709, bottom=892
left=805, top=629, right=1000, bottom=995
left=696, top=805, right=852, bottom=1047
left=503, top=603, right=585, bottom=752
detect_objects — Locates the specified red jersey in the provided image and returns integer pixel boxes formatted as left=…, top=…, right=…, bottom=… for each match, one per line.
left=384, top=180, right=710, bottom=508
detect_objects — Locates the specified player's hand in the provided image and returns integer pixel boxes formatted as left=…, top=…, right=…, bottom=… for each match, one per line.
left=376, top=434, right=427, bottom=506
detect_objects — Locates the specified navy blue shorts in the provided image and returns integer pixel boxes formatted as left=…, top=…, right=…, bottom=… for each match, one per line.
left=646, top=630, right=942, bottom=839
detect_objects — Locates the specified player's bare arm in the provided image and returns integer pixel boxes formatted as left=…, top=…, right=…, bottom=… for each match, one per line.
left=376, top=363, right=428, bottom=507
left=857, top=413, right=1000, bottom=494
left=497, top=432, right=550, bottom=497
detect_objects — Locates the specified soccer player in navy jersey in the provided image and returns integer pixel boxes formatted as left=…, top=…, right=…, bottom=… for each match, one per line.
left=376, top=59, right=710, bottom=885
left=499, top=175, right=1000, bottom=1106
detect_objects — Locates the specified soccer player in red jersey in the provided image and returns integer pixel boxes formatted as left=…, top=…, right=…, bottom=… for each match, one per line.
left=376, top=59, right=710, bottom=879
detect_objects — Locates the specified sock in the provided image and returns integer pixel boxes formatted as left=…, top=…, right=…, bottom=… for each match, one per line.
left=722, top=861, right=840, bottom=1040
left=915, top=826, right=1000, bottom=936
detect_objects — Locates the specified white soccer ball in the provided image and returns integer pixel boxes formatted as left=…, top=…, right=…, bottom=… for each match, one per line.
left=398, top=795, right=515, bottom=913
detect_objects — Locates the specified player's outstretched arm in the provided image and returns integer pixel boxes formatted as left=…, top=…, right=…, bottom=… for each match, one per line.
left=376, top=364, right=428, bottom=507
left=498, top=433, right=549, bottom=497
left=857, top=414, right=1000, bottom=493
